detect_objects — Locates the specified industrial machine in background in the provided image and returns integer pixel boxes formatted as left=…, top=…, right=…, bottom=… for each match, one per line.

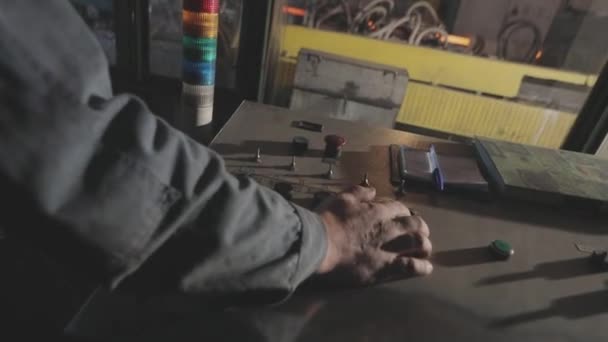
left=290, top=49, right=409, bottom=128
left=265, top=0, right=608, bottom=148
left=69, top=0, right=608, bottom=151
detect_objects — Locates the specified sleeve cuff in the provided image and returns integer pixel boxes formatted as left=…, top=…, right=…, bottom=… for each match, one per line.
left=289, top=204, right=328, bottom=287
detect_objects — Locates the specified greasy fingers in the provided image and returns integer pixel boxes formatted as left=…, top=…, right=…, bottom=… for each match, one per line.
left=394, top=215, right=430, bottom=237
left=337, top=192, right=358, bottom=206
left=391, top=257, right=433, bottom=276
left=406, top=257, right=434, bottom=276
left=381, top=231, right=432, bottom=258
left=408, top=233, right=432, bottom=258
left=315, top=184, right=434, bottom=288
left=345, top=185, right=376, bottom=202
left=378, top=256, right=433, bottom=282
left=374, top=201, right=411, bottom=221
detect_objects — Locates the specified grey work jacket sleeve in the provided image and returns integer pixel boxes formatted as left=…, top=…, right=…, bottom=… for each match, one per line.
left=0, top=0, right=327, bottom=302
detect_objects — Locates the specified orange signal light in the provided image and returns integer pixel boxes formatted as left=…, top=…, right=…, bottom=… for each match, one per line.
left=283, top=6, right=306, bottom=17
left=442, top=35, right=471, bottom=47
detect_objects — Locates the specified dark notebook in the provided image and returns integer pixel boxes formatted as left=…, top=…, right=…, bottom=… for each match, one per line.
left=474, top=137, right=608, bottom=204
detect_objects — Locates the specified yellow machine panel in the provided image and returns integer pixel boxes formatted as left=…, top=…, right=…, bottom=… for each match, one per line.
left=399, top=83, right=576, bottom=147
left=275, top=25, right=595, bottom=148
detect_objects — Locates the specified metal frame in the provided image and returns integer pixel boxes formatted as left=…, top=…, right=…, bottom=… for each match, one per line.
left=112, top=0, right=131, bottom=73
left=133, top=0, right=150, bottom=82
left=111, top=0, right=145, bottom=80
left=562, top=60, right=608, bottom=153
left=236, top=0, right=274, bottom=101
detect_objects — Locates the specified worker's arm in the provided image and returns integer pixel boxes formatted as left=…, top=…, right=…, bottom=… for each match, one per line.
left=0, top=0, right=432, bottom=304
left=0, top=0, right=326, bottom=301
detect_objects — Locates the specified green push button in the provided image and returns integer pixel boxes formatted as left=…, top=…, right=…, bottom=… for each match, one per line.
left=489, top=240, right=514, bottom=260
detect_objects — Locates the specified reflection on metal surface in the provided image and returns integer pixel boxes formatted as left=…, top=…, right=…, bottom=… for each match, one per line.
left=67, top=287, right=599, bottom=341
left=493, top=286, right=608, bottom=329
left=477, top=257, right=608, bottom=286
